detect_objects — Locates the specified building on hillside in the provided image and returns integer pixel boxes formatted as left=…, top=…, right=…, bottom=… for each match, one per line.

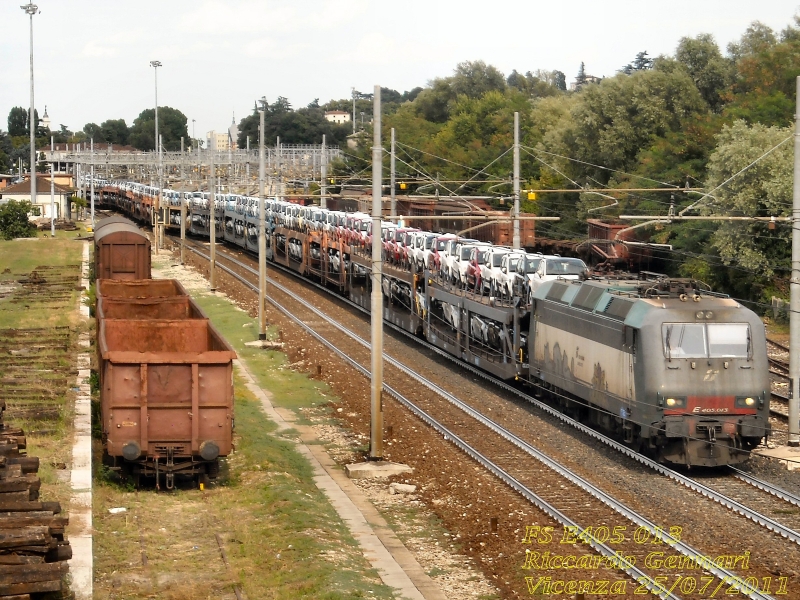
left=0, top=174, right=15, bottom=190
left=324, top=110, right=350, bottom=124
left=0, top=175, right=73, bottom=220
left=570, top=74, right=602, bottom=91
left=206, top=131, right=229, bottom=151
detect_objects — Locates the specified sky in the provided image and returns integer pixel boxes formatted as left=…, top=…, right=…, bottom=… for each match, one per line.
left=1, top=1, right=797, bottom=140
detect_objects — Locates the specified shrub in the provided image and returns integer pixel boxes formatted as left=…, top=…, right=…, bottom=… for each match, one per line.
left=0, top=200, right=37, bottom=240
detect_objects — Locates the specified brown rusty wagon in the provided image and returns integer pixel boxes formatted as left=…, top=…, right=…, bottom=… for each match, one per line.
left=96, top=279, right=236, bottom=488
left=94, top=217, right=152, bottom=281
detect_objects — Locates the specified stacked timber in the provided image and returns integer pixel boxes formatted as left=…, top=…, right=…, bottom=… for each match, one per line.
left=0, top=423, right=71, bottom=599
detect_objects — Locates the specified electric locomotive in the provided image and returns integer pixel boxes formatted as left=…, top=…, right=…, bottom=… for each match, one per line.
left=529, top=277, right=770, bottom=467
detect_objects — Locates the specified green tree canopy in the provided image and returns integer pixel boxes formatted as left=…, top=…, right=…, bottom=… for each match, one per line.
left=7, top=107, right=28, bottom=137
left=705, top=120, right=791, bottom=280
left=674, top=34, right=733, bottom=111
left=83, top=123, right=104, bottom=141
left=100, top=119, right=129, bottom=146
left=0, top=200, right=37, bottom=240
left=128, top=107, right=189, bottom=151
left=237, top=98, right=351, bottom=148
left=557, top=68, right=708, bottom=183
left=451, top=60, right=506, bottom=99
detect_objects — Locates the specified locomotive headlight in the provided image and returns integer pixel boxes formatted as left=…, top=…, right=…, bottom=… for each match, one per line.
left=665, top=397, right=686, bottom=408
left=704, top=311, right=714, bottom=319
left=695, top=311, right=704, bottom=319
left=736, top=396, right=756, bottom=408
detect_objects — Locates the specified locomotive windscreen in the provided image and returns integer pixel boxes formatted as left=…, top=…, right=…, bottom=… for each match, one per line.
left=662, top=323, right=750, bottom=359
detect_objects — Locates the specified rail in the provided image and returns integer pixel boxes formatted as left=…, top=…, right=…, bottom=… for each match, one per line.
left=181, top=240, right=779, bottom=599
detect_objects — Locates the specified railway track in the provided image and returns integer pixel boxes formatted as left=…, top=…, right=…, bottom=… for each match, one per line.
left=766, top=339, right=791, bottom=422
left=175, top=236, right=800, bottom=598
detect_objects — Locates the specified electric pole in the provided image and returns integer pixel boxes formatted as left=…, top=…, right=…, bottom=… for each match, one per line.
left=513, top=112, right=520, bottom=249
left=258, top=97, right=267, bottom=341
left=321, top=134, right=327, bottom=210
left=370, top=85, right=384, bottom=460
left=789, top=75, right=800, bottom=446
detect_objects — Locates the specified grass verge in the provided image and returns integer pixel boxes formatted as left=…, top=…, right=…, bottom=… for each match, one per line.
left=92, top=287, right=397, bottom=599
left=0, top=237, right=84, bottom=512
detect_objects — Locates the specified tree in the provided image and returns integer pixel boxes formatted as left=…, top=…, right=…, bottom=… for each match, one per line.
left=722, top=29, right=800, bottom=126
left=781, top=13, right=800, bottom=42
left=402, top=87, right=423, bottom=102
left=236, top=101, right=351, bottom=148
left=674, top=34, right=733, bottom=111
left=576, top=62, right=587, bottom=85
left=451, top=60, right=506, bottom=99
left=507, top=69, right=525, bottom=91
left=414, top=78, right=454, bottom=123
left=632, top=51, right=654, bottom=71
left=8, top=107, right=28, bottom=137
left=560, top=69, right=707, bottom=182
left=727, top=21, right=777, bottom=61
left=706, top=120, right=791, bottom=275
left=100, top=119, right=129, bottom=145
left=83, top=123, right=104, bottom=141
left=621, top=51, right=654, bottom=74
left=0, top=200, right=37, bottom=240
left=0, top=131, right=11, bottom=173
left=128, top=106, right=189, bottom=151
left=553, top=71, right=567, bottom=91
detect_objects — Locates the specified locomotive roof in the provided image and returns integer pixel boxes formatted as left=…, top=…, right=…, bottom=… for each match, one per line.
left=535, top=277, right=741, bottom=326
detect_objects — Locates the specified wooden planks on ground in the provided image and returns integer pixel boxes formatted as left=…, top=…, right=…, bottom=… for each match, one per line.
left=0, top=424, right=71, bottom=598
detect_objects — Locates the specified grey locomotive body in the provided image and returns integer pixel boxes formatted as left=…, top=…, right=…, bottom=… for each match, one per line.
left=529, top=278, right=770, bottom=467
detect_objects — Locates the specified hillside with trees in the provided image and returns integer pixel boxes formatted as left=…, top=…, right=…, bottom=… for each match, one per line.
left=331, top=15, right=800, bottom=311
left=2, top=14, right=798, bottom=310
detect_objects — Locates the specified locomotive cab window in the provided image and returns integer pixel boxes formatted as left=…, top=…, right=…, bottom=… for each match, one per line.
left=662, top=323, right=750, bottom=359
left=707, top=323, right=750, bottom=358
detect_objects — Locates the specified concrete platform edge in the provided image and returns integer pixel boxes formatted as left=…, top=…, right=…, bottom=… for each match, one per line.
left=68, top=241, right=93, bottom=599
left=234, top=359, right=447, bottom=600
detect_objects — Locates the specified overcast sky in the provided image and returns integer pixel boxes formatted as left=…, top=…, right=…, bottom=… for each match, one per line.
left=1, top=1, right=797, bottom=140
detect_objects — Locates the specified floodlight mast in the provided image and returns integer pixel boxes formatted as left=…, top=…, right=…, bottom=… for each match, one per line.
left=258, top=96, right=268, bottom=342
left=150, top=60, right=162, bottom=248
left=22, top=4, right=38, bottom=208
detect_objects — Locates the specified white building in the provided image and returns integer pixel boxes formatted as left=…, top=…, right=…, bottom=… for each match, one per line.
left=206, top=131, right=230, bottom=151
left=324, top=110, right=350, bottom=124
left=0, top=176, right=72, bottom=220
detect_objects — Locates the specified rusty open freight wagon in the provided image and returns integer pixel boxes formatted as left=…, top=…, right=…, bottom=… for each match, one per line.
left=96, top=279, right=237, bottom=488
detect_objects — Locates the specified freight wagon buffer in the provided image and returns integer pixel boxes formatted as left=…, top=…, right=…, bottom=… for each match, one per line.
left=98, top=315, right=237, bottom=488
